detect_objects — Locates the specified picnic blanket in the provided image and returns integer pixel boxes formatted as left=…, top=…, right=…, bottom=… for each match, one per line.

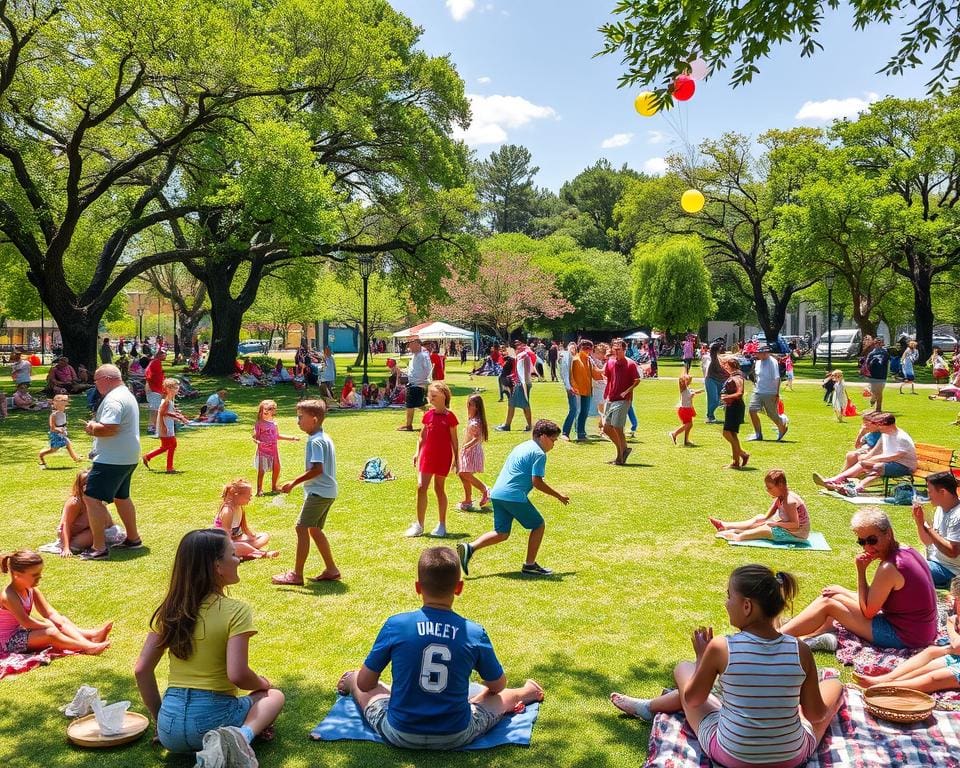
left=818, top=489, right=930, bottom=506
left=644, top=688, right=960, bottom=767
left=723, top=532, right=831, bottom=551
left=0, top=648, right=73, bottom=680
left=310, top=686, right=540, bottom=750
left=834, top=623, right=960, bottom=709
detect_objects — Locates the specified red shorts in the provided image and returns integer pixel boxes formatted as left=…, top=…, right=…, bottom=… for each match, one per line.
left=677, top=406, right=696, bottom=424
left=934, top=369, right=949, bottom=381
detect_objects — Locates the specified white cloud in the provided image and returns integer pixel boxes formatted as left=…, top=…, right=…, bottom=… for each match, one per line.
left=477, top=76, right=492, bottom=84
left=795, top=92, right=879, bottom=122
left=453, top=94, right=558, bottom=146
left=601, top=132, right=634, bottom=149
left=446, top=0, right=475, bottom=21
left=643, top=157, right=667, bottom=175
left=646, top=130, right=668, bottom=145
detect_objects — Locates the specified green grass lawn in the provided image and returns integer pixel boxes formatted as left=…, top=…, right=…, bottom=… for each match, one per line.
left=0, top=357, right=958, bottom=767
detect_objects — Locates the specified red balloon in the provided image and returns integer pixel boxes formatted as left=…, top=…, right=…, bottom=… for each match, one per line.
left=673, top=75, right=696, bottom=101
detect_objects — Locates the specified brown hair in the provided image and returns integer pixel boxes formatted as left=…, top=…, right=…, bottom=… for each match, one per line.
left=418, top=547, right=461, bottom=596
left=926, top=470, right=959, bottom=495
left=70, top=470, right=90, bottom=513
left=532, top=419, right=561, bottom=439
left=1, top=550, right=43, bottom=575
left=730, top=564, right=798, bottom=618
left=466, top=393, right=488, bottom=442
left=429, top=381, right=452, bottom=408
left=257, top=399, right=277, bottom=421
left=874, top=412, right=896, bottom=426
left=764, top=469, right=787, bottom=488
left=297, top=398, right=327, bottom=421
left=150, top=529, right=230, bottom=660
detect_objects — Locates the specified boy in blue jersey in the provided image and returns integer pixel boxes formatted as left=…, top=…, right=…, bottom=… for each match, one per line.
left=337, top=547, right=544, bottom=749
left=458, top=419, right=569, bottom=576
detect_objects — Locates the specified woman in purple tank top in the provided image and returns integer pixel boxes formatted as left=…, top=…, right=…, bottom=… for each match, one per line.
left=782, top=508, right=937, bottom=651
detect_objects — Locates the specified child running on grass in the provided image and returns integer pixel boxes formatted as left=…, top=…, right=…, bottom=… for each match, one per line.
left=38, top=394, right=80, bottom=468
left=143, top=378, right=189, bottom=473
left=854, top=576, right=960, bottom=692
left=719, top=356, right=749, bottom=469
left=214, top=479, right=278, bottom=560
left=272, top=399, right=340, bottom=586
left=0, top=550, right=112, bottom=654
left=457, top=393, right=490, bottom=512
left=407, top=382, right=459, bottom=538
left=830, top=370, right=847, bottom=422
left=336, top=546, right=544, bottom=750
left=609, top=564, right=843, bottom=768
left=252, top=399, right=299, bottom=496
left=709, top=469, right=811, bottom=543
left=669, top=373, right=702, bottom=447
left=457, top=419, right=569, bottom=577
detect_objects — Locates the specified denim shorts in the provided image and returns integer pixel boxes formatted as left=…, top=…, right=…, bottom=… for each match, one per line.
left=871, top=614, right=906, bottom=649
left=157, top=687, right=252, bottom=753
left=882, top=461, right=911, bottom=478
left=927, top=559, right=958, bottom=589
left=944, top=653, right=960, bottom=683
left=363, top=695, right=501, bottom=750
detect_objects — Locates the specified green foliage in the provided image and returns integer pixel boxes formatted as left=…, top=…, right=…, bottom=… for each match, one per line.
left=474, top=144, right=542, bottom=234
left=632, top=237, right=716, bottom=333
left=558, top=159, right=642, bottom=251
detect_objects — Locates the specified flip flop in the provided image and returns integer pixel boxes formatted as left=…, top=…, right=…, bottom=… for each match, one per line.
left=309, top=572, right=342, bottom=582
left=271, top=571, right=304, bottom=586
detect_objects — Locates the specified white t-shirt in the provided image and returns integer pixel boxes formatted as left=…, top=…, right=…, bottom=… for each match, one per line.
left=407, top=350, right=432, bottom=387
left=754, top=356, right=780, bottom=395
left=880, top=428, right=917, bottom=471
left=205, top=393, right=223, bottom=412
left=929, top=502, right=960, bottom=574
left=11, top=360, right=31, bottom=385
left=93, top=385, right=141, bottom=465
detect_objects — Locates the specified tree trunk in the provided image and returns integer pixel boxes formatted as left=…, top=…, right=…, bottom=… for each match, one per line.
left=201, top=271, right=252, bottom=375
left=912, top=276, right=935, bottom=365
left=178, top=313, right=201, bottom=358
left=56, top=315, right=102, bottom=373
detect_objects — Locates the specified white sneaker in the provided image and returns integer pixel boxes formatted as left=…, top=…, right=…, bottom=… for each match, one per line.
left=404, top=522, right=424, bottom=537
left=804, top=633, right=839, bottom=652
left=194, top=730, right=225, bottom=768
left=431, top=523, right=447, bottom=537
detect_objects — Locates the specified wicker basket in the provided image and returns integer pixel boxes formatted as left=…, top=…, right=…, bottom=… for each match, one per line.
left=863, top=686, right=935, bottom=724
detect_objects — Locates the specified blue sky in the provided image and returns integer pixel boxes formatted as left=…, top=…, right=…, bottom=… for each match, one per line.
left=390, top=0, right=933, bottom=191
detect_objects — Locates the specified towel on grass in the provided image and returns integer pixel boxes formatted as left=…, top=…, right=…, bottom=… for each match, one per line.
left=818, top=489, right=930, bottom=506
left=310, top=688, right=539, bottom=750
left=723, top=532, right=831, bottom=551
left=0, top=648, right=73, bottom=680
left=644, top=688, right=960, bottom=768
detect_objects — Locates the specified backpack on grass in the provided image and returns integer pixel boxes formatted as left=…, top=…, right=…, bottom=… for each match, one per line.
left=359, top=457, right=395, bottom=482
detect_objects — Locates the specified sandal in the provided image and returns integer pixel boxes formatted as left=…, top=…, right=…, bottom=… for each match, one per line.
left=271, top=571, right=304, bottom=586
left=308, top=571, right=341, bottom=582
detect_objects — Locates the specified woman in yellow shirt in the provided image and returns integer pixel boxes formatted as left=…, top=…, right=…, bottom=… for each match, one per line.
left=135, top=529, right=284, bottom=763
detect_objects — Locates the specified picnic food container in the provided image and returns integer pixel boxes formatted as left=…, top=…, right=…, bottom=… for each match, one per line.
left=864, top=686, right=935, bottom=724
left=66, top=711, right=149, bottom=747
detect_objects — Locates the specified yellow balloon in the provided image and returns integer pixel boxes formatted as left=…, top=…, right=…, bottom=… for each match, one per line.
left=681, top=189, right=705, bottom=214
left=634, top=91, right=658, bottom=117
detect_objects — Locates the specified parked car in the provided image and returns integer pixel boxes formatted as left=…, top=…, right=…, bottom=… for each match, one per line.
left=237, top=340, right=269, bottom=355
left=815, top=329, right=862, bottom=360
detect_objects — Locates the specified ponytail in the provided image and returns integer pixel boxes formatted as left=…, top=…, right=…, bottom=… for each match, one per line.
left=731, top=564, right=797, bottom=618
left=0, top=550, right=43, bottom=575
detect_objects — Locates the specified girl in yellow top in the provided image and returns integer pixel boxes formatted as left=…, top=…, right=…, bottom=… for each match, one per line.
left=135, top=529, right=284, bottom=762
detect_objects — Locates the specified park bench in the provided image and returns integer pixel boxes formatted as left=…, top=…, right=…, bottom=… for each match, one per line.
left=882, top=443, right=958, bottom=495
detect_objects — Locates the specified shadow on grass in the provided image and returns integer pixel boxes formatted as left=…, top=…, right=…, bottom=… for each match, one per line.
left=274, top=580, right=350, bottom=597
left=468, top=571, right=576, bottom=582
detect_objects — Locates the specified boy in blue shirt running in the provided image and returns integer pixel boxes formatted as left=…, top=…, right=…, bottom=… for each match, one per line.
left=458, top=419, right=569, bottom=576
left=337, top=547, right=544, bottom=749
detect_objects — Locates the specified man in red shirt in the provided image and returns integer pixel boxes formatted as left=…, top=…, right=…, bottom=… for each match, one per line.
left=603, top=338, right=640, bottom=465
left=428, top=341, right=445, bottom=381
left=144, top=349, right=166, bottom=435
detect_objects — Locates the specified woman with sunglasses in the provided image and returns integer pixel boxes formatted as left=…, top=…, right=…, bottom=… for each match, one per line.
left=781, top=507, right=937, bottom=652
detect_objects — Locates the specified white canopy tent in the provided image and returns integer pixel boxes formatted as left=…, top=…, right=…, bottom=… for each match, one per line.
left=392, top=321, right=474, bottom=341
left=624, top=330, right=649, bottom=341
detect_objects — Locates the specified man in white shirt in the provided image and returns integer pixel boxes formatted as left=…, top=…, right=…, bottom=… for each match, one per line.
left=914, top=471, right=960, bottom=588
left=398, top=337, right=431, bottom=431
left=746, top=344, right=788, bottom=442
left=815, top=413, right=917, bottom=496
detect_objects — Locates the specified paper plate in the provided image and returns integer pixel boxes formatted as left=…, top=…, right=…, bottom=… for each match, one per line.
left=67, top=711, right=149, bottom=748
left=864, top=685, right=935, bottom=724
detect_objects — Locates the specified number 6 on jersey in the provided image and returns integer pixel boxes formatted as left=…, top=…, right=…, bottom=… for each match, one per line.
left=419, top=643, right=451, bottom=692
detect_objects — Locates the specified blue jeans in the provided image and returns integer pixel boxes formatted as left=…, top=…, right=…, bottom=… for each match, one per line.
left=928, top=560, right=958, bottom=589
left=157, top=687, right=252, bottom=753
left=575, top=395, right=592, bottom=439
left=627, top=404, right=637, bottom=431
left=562, top=391, right=578, bottom=437
left=705, top=378, right=722, bottom=420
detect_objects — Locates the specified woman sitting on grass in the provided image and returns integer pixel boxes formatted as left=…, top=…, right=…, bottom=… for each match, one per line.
left=781, top=508, right=937, bottom=652
left=135, top=529, right=284, bottom=762
left=710, top=469, right=810, bottom=543
left=854, top=576, right=960, bottom=693
left=610, top=564, right=843, bottom=768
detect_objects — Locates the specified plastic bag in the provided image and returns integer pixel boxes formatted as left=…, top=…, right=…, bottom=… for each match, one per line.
left=62, top=685, right=100, bottom=717
left=843, top=398, right=858, bottom=417
left=91, top=697, right=131, bottom=736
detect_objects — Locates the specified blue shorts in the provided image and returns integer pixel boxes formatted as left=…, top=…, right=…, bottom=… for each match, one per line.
left=882, top=462, right=912, bottom=477
left=48, top=431, right=68, bottom=449
left=770, top=526, right=807, bottom=544
left=871, top=614, right=907, bottom=649
left=927, top=560, right=958, bottom=589
left=85, top=462, right=138, bottom=502
left=944, top=654, right=960, bottom=684
left=508, top=384, right=531, bottom=409
left=492, top=498, right=544, bottom=534
left=157, top=687, right=252, bottom=753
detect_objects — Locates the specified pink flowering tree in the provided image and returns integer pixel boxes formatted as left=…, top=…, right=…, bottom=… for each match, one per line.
left=437, top=250, right=573, bottom=339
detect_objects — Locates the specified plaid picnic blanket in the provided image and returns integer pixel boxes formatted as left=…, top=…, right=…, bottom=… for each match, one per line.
left=644, top=688, right=960, bottom=767
left=834, top=624, right=960, bottom=708
left=0, top=647, right=72, bottom=679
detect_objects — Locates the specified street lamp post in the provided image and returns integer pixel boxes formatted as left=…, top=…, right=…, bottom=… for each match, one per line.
left=358, top=255, right=375, bottom=386
left=825, top=272, right=836, bottom=371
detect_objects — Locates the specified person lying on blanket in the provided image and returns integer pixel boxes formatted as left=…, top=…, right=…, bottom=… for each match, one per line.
left=336, top=546, right=544, bottom=750
left=854, top=576, right=960, bottom=693
left=609, top=564, right=844, bottom=768
left=811, top=412, right=917, bottom=496
left=709, top=469, right=810, bottom=544
left=781, top=508, right=938, bottom=652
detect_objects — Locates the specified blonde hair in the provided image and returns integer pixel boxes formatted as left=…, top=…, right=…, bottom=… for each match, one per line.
left=429, top=381, right=452, bottom=408
left=831, top=369, right=844, bottom=381
left=162, top=377, right=180, bottom=392
left=220, top=478, right=252, bottom=503
left=678, top=373, right=692, bottom=389
left=257, top=399, right=277, bottom=420
left=52, top=394, right=69, bottom=406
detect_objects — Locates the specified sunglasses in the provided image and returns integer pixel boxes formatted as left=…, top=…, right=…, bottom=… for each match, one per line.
left=856, top=535, right=879, bottom=547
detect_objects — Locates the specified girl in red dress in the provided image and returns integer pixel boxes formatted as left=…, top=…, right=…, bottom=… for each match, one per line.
left=406, top=382, right=459, bottom=538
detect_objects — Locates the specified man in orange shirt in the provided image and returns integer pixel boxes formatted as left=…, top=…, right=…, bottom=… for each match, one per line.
left=566, top=340, right=603, bottom=442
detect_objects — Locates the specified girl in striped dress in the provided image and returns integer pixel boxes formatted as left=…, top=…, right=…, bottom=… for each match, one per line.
left=610, top=565, right=843, bottom=768
left=456, top=394, right=489, bottom=512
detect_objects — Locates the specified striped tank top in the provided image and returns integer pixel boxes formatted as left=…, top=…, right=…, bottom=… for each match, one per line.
left=717, top=632, right=808, bottom=764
